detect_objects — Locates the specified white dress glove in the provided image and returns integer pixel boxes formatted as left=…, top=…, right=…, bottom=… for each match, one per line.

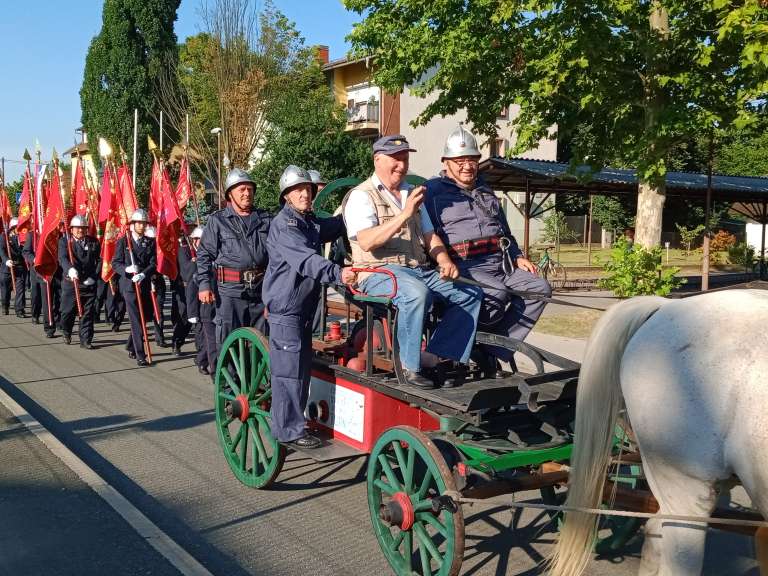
left=125, top=265, right=138, bottom=274
left=5, top=260, right=12, bottom=268
left=132, top=272, right=146, bottom=283
left=68, top=267, right=79, bottom=280
left=188, top=317, right=198, bottom=324
left=83, top=278, right=96, bottom=286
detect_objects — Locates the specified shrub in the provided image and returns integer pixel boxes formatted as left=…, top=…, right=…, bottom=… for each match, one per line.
left=710, top=230, right=736, bottom=252
left=675, top=223, right=705, bottom=255
left=598, top=237, right=686, bottom=297
left=727, top=242, right=756, bottom=267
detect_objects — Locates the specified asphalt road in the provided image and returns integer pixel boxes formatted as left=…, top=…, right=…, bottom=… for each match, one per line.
left=0, top=311, right=759, bottom=576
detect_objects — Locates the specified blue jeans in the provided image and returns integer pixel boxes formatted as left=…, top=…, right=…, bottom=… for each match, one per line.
left=360, top=265, right=482, bottom=372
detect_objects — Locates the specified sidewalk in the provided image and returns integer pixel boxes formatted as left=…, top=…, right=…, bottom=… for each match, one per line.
left=0, top=400, right=182, bottom=576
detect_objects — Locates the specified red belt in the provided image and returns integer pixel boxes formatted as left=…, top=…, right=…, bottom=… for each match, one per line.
left=217, top=267, right=264, bottom=284
left=447, top=236, right=501, bottom=259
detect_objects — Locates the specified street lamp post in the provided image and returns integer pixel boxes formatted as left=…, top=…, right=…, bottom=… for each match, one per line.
left=211, top=127, right=223, bottom=208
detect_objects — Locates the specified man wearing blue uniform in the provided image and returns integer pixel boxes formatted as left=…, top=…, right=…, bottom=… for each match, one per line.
left=341, top=134, right=482, bottom=388
left=0, top=218, right=27, bottom=317
left=22, top=232, right=43, bottom=324
left=263, top=165, right=355, bottom=449
left=112, top=209, right=156, bottom=367
left=196, top=169, right=271, bottom=344
left=424, top=126, right=551, bottom=367
left=183, top=226, right=216, bottom=376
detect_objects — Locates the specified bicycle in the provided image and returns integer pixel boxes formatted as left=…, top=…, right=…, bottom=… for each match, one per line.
left=535, top=245, right=567, bottom=283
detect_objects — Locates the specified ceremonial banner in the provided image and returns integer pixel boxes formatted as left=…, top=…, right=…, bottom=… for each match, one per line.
left=16, top=167, right=33, bottom=243
left=34, top=166, right=63, bottom=279
left=156, top=164, right=181, bottom=279
left=99, top=167, right=121, bottom=282
left=149, top=158, right=163, bottom=225
left=175, top=157, right=192, bottom=213
left=117, top=163, right=138, bottom=224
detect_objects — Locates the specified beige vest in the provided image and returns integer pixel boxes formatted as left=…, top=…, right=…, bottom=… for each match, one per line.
left=342, top=177, right=428, bottom=281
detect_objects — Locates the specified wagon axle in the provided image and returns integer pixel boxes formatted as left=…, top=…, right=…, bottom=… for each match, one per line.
left=379, top=492, right=415, bottom=530
left=224, top=395, right=250, bottom=422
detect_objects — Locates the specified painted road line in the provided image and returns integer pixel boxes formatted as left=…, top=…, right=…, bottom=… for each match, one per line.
left=0, top=386, right=214, bottom=576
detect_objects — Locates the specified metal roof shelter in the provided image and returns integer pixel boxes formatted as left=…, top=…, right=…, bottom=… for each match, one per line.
left=480, top=157, right=768, bottom=279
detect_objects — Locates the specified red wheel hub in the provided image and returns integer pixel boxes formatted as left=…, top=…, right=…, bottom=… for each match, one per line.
left=391, top=492, right=415, bottom=531
left=235, top=394, right=250, bottom=422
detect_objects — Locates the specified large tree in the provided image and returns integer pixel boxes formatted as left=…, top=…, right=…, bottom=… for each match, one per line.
left=80, top=0, right=181, bottom=201
left=250, top=57, right=373, bottom=213
left=345, top=0, right=767, bottom=247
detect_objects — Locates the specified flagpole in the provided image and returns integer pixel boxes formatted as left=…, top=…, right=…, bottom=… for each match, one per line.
left=0, top=158, right=16, bottom=292
left=54, top=151, right=83, bottom=318
left=159, top=110, right=163, bottom=153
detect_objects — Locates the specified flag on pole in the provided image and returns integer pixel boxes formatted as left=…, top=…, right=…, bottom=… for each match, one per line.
left=16, top=167, right=33, bottom=243
left=0, top=186, right=11, bottom=226
left=156, top=163, right=181, bottom=279
left=99, top=166, right=120, bottom=282
left=175, top=157, right=192, bottom=213
left=149, top=158, right=163, bottom=225
left=34, top=165, right=64, bottom=279
left=34, top=163, right=47, bottom=240
left=117, top=162, right=138, bottom=222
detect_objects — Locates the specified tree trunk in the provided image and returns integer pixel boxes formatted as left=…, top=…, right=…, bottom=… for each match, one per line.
left=635, top=179, right=666, bottom=247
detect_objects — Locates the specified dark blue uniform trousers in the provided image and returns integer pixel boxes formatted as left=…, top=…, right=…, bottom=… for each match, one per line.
left=61, top=282, right=97, bottom=344
left=28, top=268, right=43, bottom=319
left=0, top=267, right=26, bottom=314
left=214, top=290, right=266, bottom=345
left=458, top=256, right=551, bottom=360
left=42, top=276, right=61, bottom=336
left=268, top=314, right=312, bottom=443
left=123, top=280, right=153, bottom=361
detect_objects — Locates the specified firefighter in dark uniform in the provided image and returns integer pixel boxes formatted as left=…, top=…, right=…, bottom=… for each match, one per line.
left=171, top=231, right=195, bottom=355
left=112, top=209, right=156, bottom=367
left=263, top=165, right=355, bottom=449
left=145, top=226, right=169, bottom=348
left=59, top=215, right=101, bottom=348
left=106, top=276, right=126, bottom=331
left=185, top=227, right=216, bottom=376
left=424, top=125, right=551, bottom=368
left=38, top=257, right=62, bottom=339
left=196, top=169, right=271, bottom=345
left=0, top=218, right=28, bottom=317
left=22, top=231, right=43, bottom=324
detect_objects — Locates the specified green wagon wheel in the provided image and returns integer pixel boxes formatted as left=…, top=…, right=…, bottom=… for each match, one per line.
left=215, top=327, right=286, bottom=489
left=367, top=426, right=464, bottom=576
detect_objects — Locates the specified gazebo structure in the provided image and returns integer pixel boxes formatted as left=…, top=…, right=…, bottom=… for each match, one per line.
left=480, top=157, right=768, bottom=283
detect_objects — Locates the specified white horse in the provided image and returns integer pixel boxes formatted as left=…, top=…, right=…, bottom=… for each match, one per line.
left=549, top=289, right=768, bottom=576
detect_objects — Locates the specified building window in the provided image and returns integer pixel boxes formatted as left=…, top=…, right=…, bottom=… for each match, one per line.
left=497, top=107, right=508, bottom=120
left=490, top=138, right=507, bottom=157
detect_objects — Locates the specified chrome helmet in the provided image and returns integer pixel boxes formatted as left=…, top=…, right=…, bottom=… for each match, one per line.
left=224, top=168, right=256, bottom=199
left=130, top=208, right=150, bottom=223
left=442, top=124, right=482, bottom=160
left=69, top=214, right=88, bottom=228
left=278, top=165, right=313, bottom=204
left=308, top=169, right=326, bottom=186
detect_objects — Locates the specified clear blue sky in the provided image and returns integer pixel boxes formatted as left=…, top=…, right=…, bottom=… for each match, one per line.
left=0, top=0, right=359, bottom=184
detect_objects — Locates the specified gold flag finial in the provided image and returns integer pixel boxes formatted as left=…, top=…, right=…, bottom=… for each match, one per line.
left=22, top=149, right=31, bottom=161
left=98, top=137, right=113, bottom=159
left=147, top=135, right=158, bottom=152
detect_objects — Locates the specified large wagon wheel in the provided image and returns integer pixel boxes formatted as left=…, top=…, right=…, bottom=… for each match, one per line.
left=215, top=327, right=286, bottom=489
left=367, top=426, right=465, bottom=576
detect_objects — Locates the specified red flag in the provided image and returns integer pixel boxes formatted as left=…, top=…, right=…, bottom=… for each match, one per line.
left=175, top=157, right=192, bottom=213
left=34, top=167, right=64, bottom=279
left=99, top=168, right=121, bottom=282
left=73, top=161, right=89, bottom=216
left=0, top=187, right=11, bottom=224
left=156, top=164, right=181, bottom=279
left=149, top=158, right=163, bottom=225
left=117, top=163, right=138, bottom=221
left=16, top=168, right=33, bottom=243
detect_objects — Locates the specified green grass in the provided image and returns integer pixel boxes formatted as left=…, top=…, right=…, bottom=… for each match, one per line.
left=532, top=309, right=603, bottom=339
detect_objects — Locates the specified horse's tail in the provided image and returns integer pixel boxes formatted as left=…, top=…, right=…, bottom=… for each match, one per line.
left=548, top=296, right=667, bottom=576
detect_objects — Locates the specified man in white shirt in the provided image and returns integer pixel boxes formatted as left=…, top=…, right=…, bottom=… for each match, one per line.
left=341, top=134, right=482, bottom=388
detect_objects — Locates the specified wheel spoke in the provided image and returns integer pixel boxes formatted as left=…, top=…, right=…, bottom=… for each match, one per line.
left=251, top=420, right=269, bottom=465
left=248, top=359, right=268, bottom=401
left=413, top=523, right=443, bottom=567
left=373, top=478, right=397, bottom=496
left=390, top=530, right=404, bottom=552
left=403, top=529, right=413, bottom=572
left=220, top=415, right=234, bottom=428
left=220, top=366, right=241, bottom=395
left=378, top=454, right=402, bottom=491
left=238, top=338, right=246, bottom=389
left=417, top=469, right=434, bottom=499
left=392, top=441, right=408, bottom=485
left=218, top=391, right=236, bottom=402
left=250, top=427, right=260, bottom=475
left=413, top=499, right=436, bottom=513
left=417, top=533, right=431, bottom=575
left=405, top=444, right=415, bottom=493
left=416, top=512, right=447, bottom=538
left=239, top=420, right=249, bottom=471
left=230, top=424, right=244, bottom=452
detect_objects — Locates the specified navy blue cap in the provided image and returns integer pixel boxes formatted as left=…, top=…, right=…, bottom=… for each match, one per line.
left=372, top=134, right=417, bottom=155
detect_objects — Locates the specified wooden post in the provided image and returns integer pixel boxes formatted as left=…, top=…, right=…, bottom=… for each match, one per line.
left=761, top=202, right=767, bottom=279
left=523, top=178, right=531, bottom=257
left=701, top=135, right=713, bottom=291
left=586, top=195, right=594, bottom=266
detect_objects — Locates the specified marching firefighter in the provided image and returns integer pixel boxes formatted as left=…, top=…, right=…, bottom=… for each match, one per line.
left=112, top=209, right=156, bottom=367
left=423, top=125, right=551, bottom=370
left=145, top=225, right=169, bottom=348
left=196, top=168, right=271, bottom=344
left=0, top=218, right=28, bottom=317
left=171, top=230, right=195, bottom=356
left=263, top=165, right=354, bottom=449
left=58, top=215, right=101, bottom=348
left=22, top=230, right=43, bottom=324
left=184, top=226, right=216, bottom=375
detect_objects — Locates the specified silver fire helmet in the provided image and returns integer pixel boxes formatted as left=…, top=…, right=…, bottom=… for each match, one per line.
left=69, top=214, right=88, bottom=228
left=278, top=165, right=313, bottom=203
left=442, top=124, right=482, bottom=160
left=130, top=208, right=150, bottom=223
left=9, top=217, right=18, bottom=229
left=224, top=168, right=256, bottom=199
left=308, top=169, right=326, bottom=186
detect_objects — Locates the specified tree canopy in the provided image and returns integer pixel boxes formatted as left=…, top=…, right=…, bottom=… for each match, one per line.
left=80, top=0, right=181, bottom=201
left=345, top=0, right=768, bottom=246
